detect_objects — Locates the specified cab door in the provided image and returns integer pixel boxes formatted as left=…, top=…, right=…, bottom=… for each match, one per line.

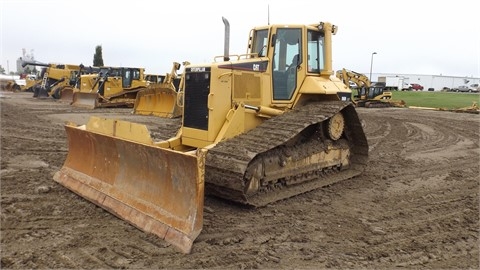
left=271, top=28, right=302, bottom=100
left=122, top=68, right=132, bottom=88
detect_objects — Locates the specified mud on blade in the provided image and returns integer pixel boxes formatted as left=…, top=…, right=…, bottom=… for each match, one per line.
left=71, top=92, right=98, bottom=109
left=53, top=118, right=205, bottom=253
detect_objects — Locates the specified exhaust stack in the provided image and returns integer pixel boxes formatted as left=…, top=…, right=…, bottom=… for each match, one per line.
left=222, top=17, right=230, bottom=61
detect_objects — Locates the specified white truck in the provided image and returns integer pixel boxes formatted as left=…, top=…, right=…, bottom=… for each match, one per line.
left=378, top=76, right=411, bottom=91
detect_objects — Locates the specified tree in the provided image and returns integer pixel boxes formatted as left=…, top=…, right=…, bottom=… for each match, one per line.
left=93, top=45, right=104, bottom=67
left=0, top=65, right=5, bottom=74
left=24, top=67, right=32, bottom=74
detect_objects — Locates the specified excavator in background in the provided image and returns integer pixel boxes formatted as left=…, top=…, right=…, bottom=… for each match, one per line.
left=71, top=66, right=148, bottom=108
left=132, top=61, right=187, bottom=118
left=54, top=18, right=369, bottom=253
left=21, top=61, right=82, bottom=100
left=336, top=68, right=405, bottom=108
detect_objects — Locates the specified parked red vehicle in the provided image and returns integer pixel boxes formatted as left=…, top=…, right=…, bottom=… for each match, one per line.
left=411, top=83, right=424, bottom=91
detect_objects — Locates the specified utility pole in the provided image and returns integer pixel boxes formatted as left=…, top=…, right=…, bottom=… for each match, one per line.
left=369, top=52, right=377, bottom=82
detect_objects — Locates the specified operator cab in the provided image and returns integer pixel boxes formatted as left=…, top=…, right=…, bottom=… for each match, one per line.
left=250, top=25, right=327, bottom=101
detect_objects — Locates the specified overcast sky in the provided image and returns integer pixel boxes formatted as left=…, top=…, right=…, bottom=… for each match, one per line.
left=1, top=0, right=479, bottom=78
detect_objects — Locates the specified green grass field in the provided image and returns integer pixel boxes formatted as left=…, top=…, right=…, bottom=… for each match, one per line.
left=390, top=91, right=480, bottom=109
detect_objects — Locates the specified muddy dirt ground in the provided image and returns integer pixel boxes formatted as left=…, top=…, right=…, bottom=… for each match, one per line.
left=1, top=91, right=479, bottom=269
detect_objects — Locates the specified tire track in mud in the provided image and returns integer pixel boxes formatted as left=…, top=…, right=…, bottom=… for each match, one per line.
left=320, top=108, right=479, bottom=268
left=364, top=121, right=392, bottom=152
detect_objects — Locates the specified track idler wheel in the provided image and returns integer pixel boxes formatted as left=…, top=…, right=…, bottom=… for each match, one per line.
left=327, top=112, right=345, bottom=140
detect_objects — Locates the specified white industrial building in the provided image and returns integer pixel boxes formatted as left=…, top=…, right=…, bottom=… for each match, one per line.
left=370, top=72, right=480, bottom=91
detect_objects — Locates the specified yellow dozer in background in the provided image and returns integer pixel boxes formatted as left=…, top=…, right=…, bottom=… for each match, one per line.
left=145, top=74, right=164, bottom=84
left=336, top=68, right=406, bottom=108
left=23, top=74, right=41, bottom=93
left=71, top=66, right=148, bottom=108
left=0, top=74, right=27, bottom=92
left=54, top=18, right=369, bottom=253
left=21, top=60, right=81, bottom=100
left=132, top=61, right=187, bottom=118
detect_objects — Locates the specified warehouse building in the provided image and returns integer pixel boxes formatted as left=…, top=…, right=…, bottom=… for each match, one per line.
left=370, top=73, right=480, bottom=91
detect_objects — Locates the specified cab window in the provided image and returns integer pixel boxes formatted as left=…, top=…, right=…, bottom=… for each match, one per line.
left=252, top=29, right=268, bottom=57
left=132, top=69, right=140, bottom=80
left=272, top=28, right=301, bottom=100
left=307, top=30, right=324, bottom=73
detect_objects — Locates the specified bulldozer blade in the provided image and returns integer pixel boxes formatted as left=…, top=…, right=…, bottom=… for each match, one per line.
left=53, top=118, right=205, bottom=254
left=59, top=87, right=74, bottom=102
left=34, top=86, right=50, bottom=99
left=133, top=87, right=181, bottom=118
left=71, top=92, right=99, bottom=109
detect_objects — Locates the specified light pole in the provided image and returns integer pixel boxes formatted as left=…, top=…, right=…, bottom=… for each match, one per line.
left=369, top=52, right=377, bottom=82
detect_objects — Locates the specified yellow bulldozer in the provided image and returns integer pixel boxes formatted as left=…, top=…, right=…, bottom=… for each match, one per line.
left=54, top=18, right=369, bottom=253
left=145, top=73, right=164, bottom=84
left=23, top=74, right=41, bottom=92
left=71, top=66, right=148, bottom=108
left=336, top=68, right=405, bottom=108
left=0, top=74, right=25, bottom=92
left=132, top=61, right=187, bottom=118
left=21, top=60, right=82, bottom=100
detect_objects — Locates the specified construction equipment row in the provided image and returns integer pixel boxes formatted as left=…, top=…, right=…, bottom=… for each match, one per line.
left=19, top=60, right=186, bottom=118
